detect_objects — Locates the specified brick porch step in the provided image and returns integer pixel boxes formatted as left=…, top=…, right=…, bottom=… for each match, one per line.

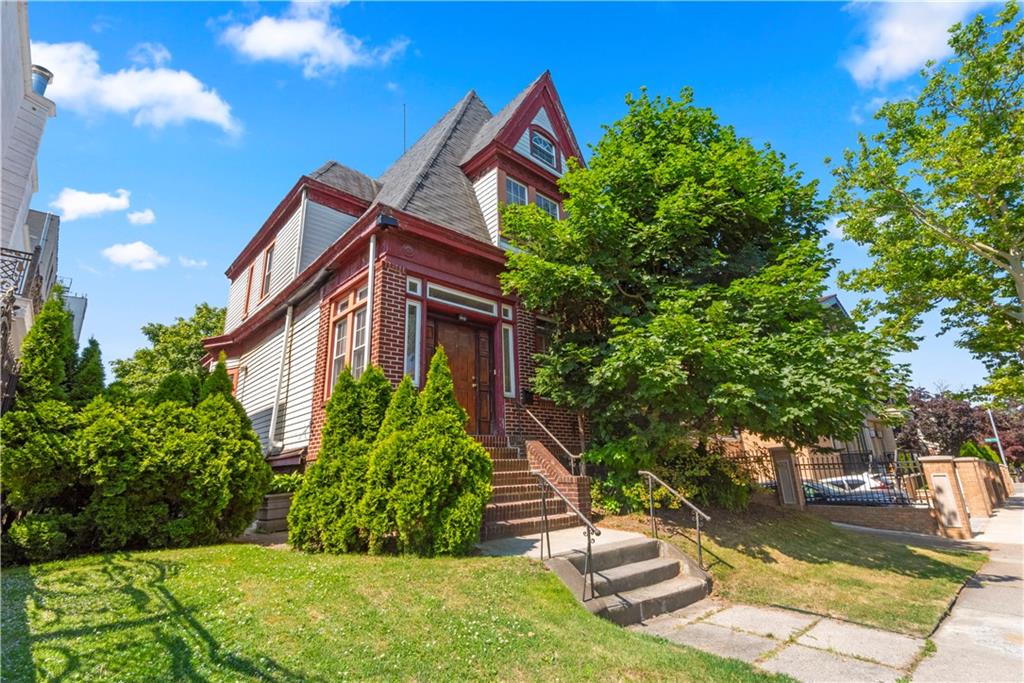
left=483, top=446, right=522, bottom=459
left=482, top=511, right=580, bottom=540
left=485, top=497, right=568, bottom=523
left=491, top=458, right=532, bottom=473
left=492, top=472, right=538, bottom=487
left=490, top=483, right=544, bottom=504
left=472, top=434, right=510, bottom=449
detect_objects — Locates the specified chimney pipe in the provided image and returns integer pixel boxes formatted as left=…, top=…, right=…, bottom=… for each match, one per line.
left=31, top=65, right=53, bottom=97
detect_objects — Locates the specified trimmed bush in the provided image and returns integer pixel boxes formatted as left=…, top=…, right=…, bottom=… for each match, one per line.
left=151, top=371, right=196, bottom=405
left=393, top=348, right=492, bottom=556
left=6, top=513, right=75, bottom=564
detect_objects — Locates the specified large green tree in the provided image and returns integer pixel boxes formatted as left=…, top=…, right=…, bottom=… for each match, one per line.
left=15, top=285, right=77, bottom=406
left=111, top=303, right=225, bottom=395
left=502, top=88, right=905, bottom=501
left=829, top=2, right=1023, bottom=401
left=68, top=337, right=105, bottom=408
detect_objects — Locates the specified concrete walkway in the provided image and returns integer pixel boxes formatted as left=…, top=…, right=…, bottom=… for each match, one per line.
left=631, top=600, right=925, bottom=682
left=477, top=525, right=645, bottom=558
left=913, top=484, right=1023, bottom=683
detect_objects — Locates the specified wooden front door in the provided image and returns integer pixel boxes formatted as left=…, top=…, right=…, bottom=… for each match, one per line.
left=426, top=316, right=493, bottom=434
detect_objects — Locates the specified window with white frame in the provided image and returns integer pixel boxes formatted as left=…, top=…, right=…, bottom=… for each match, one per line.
left=502, top=324, right=516, bottom=397
left=404, top=300, right=422, bottom=385
left=530, top=130, right=556, bottom=168
left=535, top=193, right=559, bottom=219
left=330, top=317, right=349, bottom=390
left=505, top=177, right=527, bottom=206
left=351, top=307, right=368, bottom=378
left=328, top=285, right=369, bottom=392
left=426, top=283, right=497, bottom=316
left=501, top=304, right=513, bottom=321
left=406, top=277, right=421, bottom=295
left=260, top=244, right=275, bottom=298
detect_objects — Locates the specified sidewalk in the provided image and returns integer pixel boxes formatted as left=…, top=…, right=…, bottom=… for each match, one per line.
left=913, top=484, right=1024, bottom=683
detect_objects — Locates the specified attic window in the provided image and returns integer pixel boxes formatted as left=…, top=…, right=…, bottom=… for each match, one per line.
left=530, top=130, right=556, bottom=168
left=505, top=177, right=528, bottom=206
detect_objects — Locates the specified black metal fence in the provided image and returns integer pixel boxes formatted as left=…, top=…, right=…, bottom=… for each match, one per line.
left=795, top=451, right=930, bottom=508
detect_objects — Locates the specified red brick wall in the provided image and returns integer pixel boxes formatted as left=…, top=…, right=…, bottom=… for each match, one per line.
left=805, top=504, right=942, bottom=536
left=525, top=440, right=591, bottom=518
left=371, top=259, right=407, bottom=385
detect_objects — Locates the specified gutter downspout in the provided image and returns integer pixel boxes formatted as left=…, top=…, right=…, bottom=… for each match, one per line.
left=365, top=234, right=377, bottom=363
left=268, top=304, right=294, bottom=451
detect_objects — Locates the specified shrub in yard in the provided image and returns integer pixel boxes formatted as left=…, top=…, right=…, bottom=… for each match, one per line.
left=393, top=348, right=492, bottom=556
left=268, top=472, right=303, bottom=494
left=151, top=371, right=196, bottom=405
left=289, top=367, right=391, bottom=554
left=5, top=513, right=76, bottom=564
left=360, top=376, right=419, bottom=553
left=14, top=285, right=77, bottom=406
left=1, top=400, right=80, bottom=519
left=68, top=337, right=105, bottom=408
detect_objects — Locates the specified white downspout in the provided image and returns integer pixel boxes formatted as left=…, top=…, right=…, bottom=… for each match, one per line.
left=365, top=234, right=377, bottom=361
left=268, top=304, right=294, bottom=451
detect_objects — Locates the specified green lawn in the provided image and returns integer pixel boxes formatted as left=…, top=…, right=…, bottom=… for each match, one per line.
left=603, top=503, right=986, bottom=636
left=2, top=544, right=784, bottom=682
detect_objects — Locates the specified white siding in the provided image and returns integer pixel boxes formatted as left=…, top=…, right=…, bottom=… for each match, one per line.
left=472, top=168, right=500, bottom=245
left=223, top=205, right=302, bottom=332
left=513, top=106, right=567, bottom=178
left=235, top=301, right=320, bottom=451
left=299, top=200, right=357, bottom=271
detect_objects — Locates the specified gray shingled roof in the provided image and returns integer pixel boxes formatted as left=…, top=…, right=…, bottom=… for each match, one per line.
left=460, top=73, right=544, bottom=165
left=308, top=161, right=381, bottom=203
left=374, top=90, right=494, bottom=243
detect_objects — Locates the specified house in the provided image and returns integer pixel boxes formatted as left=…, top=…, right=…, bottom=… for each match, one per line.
left=1, top=0, right=83, bottom=409
left=204, top=73, right=586, bottom=485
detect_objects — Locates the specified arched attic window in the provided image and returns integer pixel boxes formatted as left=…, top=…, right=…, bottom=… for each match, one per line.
left=529, top=129, right=557, bottom=169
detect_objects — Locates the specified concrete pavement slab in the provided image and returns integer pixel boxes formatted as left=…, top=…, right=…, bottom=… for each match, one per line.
left=628, top=599, right=726, bottom=637
left=796, top=620, right=923, bottom=669
left=955, top=582, right=1024, bottom=616
left=705, top=604, right=819, bottom=640
left=477, top=526, right=645, bottom=557
left=668, top=622, right=778, bottom=663
left=761, top=644, right=900, bottom=683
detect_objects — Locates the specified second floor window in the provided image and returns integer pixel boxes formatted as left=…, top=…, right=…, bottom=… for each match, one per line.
left=530, top=130, right=556, bottom=168
left=535, top=193, right=559, bottom=219
left=506, top=177, right=528, bottom=206
left=260, top=245, right=274, bottom=299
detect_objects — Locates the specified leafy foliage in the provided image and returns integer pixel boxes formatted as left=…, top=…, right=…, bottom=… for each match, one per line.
left=151, top=371, right=197, bottom=405
left=268, top=472, right=303, bottom=494
left=899, top=388, right=984, bottom=456
left=829, top=2, right=1024, bottom=401
left=68, top=337, right=105, bottom=408
left=15, top=285, right=77, bottom=406
left=502, top=88, right=905, bottom=507
left=111, top=303, right=225, bottom=396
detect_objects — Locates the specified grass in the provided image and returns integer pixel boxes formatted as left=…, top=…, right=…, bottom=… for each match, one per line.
left=1, top=543, right=787, bottom=682
left=602, top=503, right=986, bottom=636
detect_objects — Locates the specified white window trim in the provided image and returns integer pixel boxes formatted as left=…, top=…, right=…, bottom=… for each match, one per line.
left=404, top=299, right=422, bottom=386
left=505, top=177, right=528, bottom=206
left=502, top=324, right=516, bottom=398
left=530, top=130, right=557, bottom=168
left=350, top=307, right=368, bottom=378
left=535, top=193, right=559, bottom=219
left=501, top=304, right=513, bottom=321
left=406, top=277, right=421, bottom=295
left=426, top=282, right=497, bottom=316
left=329, top=317, right=350, bottom=392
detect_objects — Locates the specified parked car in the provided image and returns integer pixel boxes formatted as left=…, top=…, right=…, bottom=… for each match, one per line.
left=820, top=473, right=892, bottom=492
left=802, top=481, right=910, bottom=506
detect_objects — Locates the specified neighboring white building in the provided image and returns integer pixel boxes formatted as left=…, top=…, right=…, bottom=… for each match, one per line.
left=1, top=0, right=84, bottom=407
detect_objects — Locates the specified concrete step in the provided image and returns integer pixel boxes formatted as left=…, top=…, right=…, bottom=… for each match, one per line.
left=484, top=446, right=522, bottom=459
left=485, top=497, right=568, bottom=523
left=492, top=472, right=538, bottom=487
left=593, top=575, right=708, bottom=626
left=482, top=512, right=580, bottom=540
left=490, top=484, right=544, bottom=504
left=491, top=458, right=532, bottom=473
left=592, top=557, right=681, bottom=597
left=567, top=537, right=661, bottom=574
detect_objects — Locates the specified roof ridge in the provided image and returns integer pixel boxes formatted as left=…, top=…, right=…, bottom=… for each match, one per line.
left=392, top=90, right=479, bottom=210
left=460, top=72, right=547, bottom=165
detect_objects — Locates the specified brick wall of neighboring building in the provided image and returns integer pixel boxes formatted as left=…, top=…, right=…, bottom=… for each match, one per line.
left=805, top=504, right=942, bottom=536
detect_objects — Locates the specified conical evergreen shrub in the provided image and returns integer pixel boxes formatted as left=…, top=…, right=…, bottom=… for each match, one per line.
left=16, top=286, right=76, bottom=406
left=68, top=337, right=105, bottom=408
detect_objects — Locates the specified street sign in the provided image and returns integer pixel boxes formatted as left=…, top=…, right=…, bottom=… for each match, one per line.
left=984, top=438, right=999, bottom=443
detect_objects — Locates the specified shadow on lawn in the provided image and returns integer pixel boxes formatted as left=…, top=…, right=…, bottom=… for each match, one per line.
left=2, top=553, right=303, bottom=682
left=605, top=503, right=980, bottom=583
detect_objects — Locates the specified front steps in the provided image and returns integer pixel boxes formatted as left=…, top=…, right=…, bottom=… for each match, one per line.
left=547, top=537, right=711, bottom=626
left=478, top=439, right=582, bottom=540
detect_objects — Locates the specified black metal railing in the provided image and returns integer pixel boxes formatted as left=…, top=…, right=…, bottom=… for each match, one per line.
left=531, top=470, right=601, bottom=601
left=523, top=407, right=586, bottom=476
left=638, top=470, right=711, bottom=569
left=0, top=248, right=35, bottom=296
left=730, top=447, right=777, bottom=489
left=795, top=451, right=930, bottom=507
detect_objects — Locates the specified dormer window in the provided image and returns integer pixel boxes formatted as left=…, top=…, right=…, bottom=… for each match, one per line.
left=535, top=193, right=559, bottom=219
left=260, top=244, right=275, bottom=299
left=530, top=130, right=556, bottom=168
left=505, top=177, right=528, bottom=205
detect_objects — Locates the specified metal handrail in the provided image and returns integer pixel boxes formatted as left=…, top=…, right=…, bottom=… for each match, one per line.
left=523, top=407, right=585, bottom=476
left=531, top=470, right=601, bottom=601
left=638, top=470, right=711, bottom=569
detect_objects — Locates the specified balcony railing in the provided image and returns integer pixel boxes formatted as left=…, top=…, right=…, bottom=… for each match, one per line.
left=1, top=247, right=43, bottom=314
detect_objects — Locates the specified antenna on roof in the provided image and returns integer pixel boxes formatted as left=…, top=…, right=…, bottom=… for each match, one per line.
left=403, top=103, right=407, bottom=153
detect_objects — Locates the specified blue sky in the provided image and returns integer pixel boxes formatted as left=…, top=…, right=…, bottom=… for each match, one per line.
left=28, top=1, right=995, bottom=391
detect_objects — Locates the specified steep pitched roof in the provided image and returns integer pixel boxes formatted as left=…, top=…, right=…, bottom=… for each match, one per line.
left=460, top=73, right=545, bottom=165
left=308, top=161, right=381, bottom=202
left=374, top=90, right=493, bottom=242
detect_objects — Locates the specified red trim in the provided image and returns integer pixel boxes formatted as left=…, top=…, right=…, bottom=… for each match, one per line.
left=465, top=145, right=563, bottom=199
left=242, top=264, right=255, bottom=318
left=225, top=177, right=372, bottom=280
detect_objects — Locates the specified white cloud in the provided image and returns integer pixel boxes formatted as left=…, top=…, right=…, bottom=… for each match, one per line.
left=51, top=187, right=130, bottom=221
left=824, top=215, right=845, bottom=239
left=220, top=1, right=409, bottom=79
left=127, top=208, right=156, bottom=225
left=129, top=42, right=171, bottom=67
left=102, top=241, right=169, bottom=271
left=31, top=41, right=240, bottom=134
left=178, top=256, right=208, bottom=269
left=844, top=2, right=993, bottom=88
